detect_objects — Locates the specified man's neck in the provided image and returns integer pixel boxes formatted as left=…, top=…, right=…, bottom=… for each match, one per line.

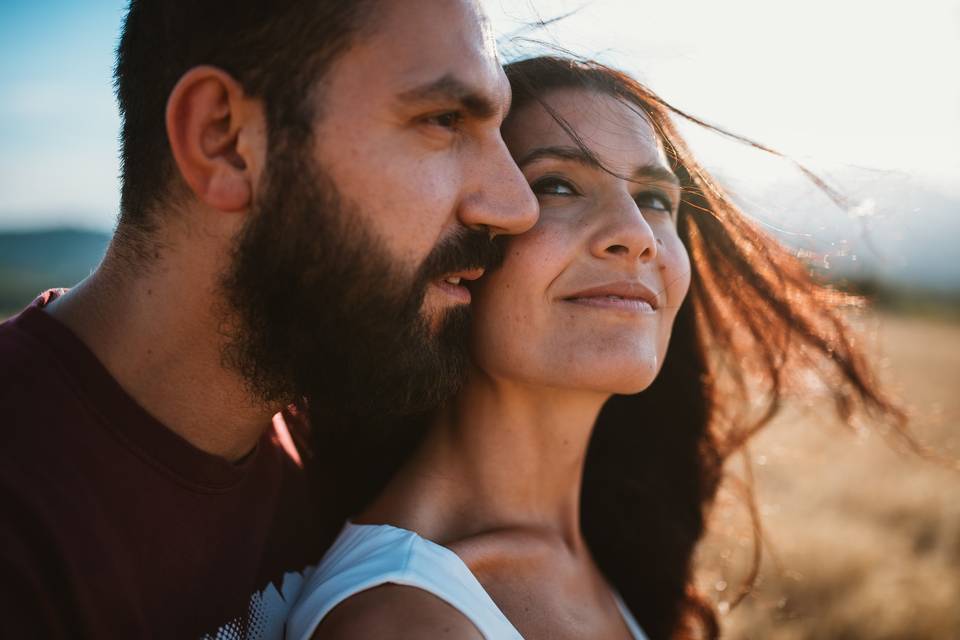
left=45, top=240, right=275, bottom=462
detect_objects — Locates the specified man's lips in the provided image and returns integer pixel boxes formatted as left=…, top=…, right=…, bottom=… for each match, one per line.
left=439, top=267, right=485, bottom=287
left=432, top=267, right=486, bottom=304
left=561, top=281, right=660, bottom=313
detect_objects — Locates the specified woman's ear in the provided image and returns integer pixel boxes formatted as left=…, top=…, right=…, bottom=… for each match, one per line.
left=165, top=66, right=267, bottom=214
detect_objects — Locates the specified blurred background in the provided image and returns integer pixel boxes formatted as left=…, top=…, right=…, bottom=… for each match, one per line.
left=1, top=1, right=957, bottom=637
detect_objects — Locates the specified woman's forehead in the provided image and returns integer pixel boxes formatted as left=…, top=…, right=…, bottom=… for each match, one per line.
left=503, top=87, right=667, bottom=172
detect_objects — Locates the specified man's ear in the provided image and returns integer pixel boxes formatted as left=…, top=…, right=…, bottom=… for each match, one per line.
left=165, top=66, right=266, bottom=213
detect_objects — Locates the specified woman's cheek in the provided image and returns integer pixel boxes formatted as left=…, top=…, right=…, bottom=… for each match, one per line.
left=660, top=233, right=691, bottom=309
left=468, top=236, right=544, bottom=367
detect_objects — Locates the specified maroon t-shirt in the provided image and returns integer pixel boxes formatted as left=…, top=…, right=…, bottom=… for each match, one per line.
left=0, top=291, right=324, bottom=639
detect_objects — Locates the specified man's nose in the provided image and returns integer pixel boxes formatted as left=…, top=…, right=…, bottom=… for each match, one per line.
left=457, top=136, right=538, bottom=237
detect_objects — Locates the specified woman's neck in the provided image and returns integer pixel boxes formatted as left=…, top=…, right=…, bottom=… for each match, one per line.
left=361, top=371, right=609, bottom=551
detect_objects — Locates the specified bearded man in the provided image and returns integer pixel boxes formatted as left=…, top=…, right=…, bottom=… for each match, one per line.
left=0, top=0, right=537, bottom=637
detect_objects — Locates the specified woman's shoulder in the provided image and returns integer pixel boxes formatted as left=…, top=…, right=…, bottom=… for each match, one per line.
left=311, top=583, right=484, bottom=640
left=287, top=522, right=522, bottom=640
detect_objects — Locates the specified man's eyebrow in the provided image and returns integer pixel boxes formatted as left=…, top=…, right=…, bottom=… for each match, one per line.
left=396, top=74, right=501, bottom=120
left=519, top=145, right=680, bottom=186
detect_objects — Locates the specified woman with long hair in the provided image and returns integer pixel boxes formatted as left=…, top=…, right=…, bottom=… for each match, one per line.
left=287, top=55, right=907, bottom=640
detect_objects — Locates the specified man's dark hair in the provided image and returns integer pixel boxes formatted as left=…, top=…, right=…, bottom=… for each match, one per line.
left=114, top=0, right=377, bottom=238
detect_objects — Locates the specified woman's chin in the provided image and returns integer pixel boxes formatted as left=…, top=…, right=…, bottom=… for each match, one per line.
left=567, top=368, right=659, bottom=396
left=609, top=376, right=656, bottom=396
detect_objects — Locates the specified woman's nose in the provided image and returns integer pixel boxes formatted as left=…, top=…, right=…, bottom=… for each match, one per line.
left=589, top=193, right=658, bottom=263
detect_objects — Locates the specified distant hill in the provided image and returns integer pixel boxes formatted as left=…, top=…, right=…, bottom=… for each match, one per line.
left=0, top=229, right=110, bottom=313
left=1, top=204, right=958, bottom=319
left=749, top=173, right=960, bottom=295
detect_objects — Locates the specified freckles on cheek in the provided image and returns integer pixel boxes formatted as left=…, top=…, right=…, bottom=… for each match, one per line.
left=658, top=239, right=692, bottom=302
left=508, top=226, right=571, bottom=291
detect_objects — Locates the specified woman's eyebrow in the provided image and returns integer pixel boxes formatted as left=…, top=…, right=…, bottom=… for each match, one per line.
left=518, top=145, right=598, bottom=169
left=631, top=165, right=680, bottom=187
left=519, top=145, right=680, bottom=187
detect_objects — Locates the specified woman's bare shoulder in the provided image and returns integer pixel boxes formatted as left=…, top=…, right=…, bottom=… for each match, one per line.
left=311, top=583, right=485, bottom=640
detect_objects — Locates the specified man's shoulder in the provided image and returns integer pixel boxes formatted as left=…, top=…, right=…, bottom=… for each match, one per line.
left=0, top=302, right=90, bottom=446
left=0, top=306, right=45, bottom=375
left=0, top=295, right=71, bottom=391
left=0, top=305, right=73, bottom=436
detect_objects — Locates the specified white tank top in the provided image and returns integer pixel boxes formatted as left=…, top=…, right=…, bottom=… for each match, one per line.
left=286, top=522, right=649, bottom=640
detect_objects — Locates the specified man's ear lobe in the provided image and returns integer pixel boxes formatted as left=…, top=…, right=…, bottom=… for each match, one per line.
left=166, top=66, right=266, bottom=213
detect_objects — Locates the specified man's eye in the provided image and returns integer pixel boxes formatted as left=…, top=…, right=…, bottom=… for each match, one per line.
left=423, top=111, right=463, bottom=130
left=635, top=191, right=673, bottom=212
left=531, top=177, right=578, bottom=197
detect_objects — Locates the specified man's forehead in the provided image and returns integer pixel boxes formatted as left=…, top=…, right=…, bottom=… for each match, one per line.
left=315, top=0, right=512, bottom=123
left=477, top=3, right=500, bottom=63
left=366, top=2, right=504, bottom=90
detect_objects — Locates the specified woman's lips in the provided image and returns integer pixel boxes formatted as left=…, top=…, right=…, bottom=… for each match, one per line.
left=561, top=281, right=660, bottom=313
left=563, top=295, right=655, bottom=312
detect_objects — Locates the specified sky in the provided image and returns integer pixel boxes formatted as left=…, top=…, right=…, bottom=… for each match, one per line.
left=486, top=1, right=960, bottom=290
left=0, top=0, right=958, bottom=280
left=492, top=0, right=960, bottom=182
left=0, top=0, right=127, bottom=228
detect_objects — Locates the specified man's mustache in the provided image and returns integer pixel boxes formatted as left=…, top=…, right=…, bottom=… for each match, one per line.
left=417, top=228, right=507, bottom=284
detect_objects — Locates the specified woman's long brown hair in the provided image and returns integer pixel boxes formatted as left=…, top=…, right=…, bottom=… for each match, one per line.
left=305, top=55, right=913, bottom=640
left=504, top=55, right=909, bottom=639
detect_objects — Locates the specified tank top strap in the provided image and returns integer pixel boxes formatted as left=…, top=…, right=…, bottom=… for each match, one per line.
left=286, top=522, right=523, bottom=640
left=614, top=591, right=650, bottom=640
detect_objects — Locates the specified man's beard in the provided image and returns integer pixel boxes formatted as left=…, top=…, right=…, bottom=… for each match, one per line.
left=219, top=137, right=504, bottom=425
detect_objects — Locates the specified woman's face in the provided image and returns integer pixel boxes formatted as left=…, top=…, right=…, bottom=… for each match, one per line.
left=469, top=88, right=691, bottom=395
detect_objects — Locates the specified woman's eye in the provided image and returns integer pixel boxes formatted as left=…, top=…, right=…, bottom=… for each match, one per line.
left=531, top=177, right=578, bottom=197
left=635, top=191, right=673, bottom=212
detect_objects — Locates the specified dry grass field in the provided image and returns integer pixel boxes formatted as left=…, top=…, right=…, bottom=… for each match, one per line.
left=695, top=312, right=960, bottom=639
